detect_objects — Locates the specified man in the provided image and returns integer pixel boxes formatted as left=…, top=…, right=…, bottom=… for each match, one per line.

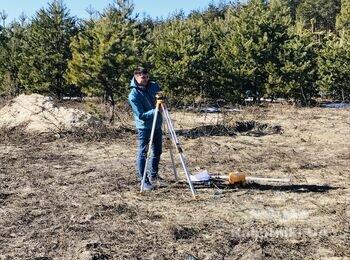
left=128, top=67, right=164, bottom=190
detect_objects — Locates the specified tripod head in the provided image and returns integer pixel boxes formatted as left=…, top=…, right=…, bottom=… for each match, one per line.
left=155, top=91, right=166, bottom=101
left=155, top=91, right=170, bottom=107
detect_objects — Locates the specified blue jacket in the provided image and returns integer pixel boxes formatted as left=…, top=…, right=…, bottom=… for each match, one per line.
left=128, top=77, right=163, bottom=130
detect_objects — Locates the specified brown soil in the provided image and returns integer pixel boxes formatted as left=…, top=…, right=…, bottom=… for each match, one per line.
left=0, top=104, right=349, bottom=259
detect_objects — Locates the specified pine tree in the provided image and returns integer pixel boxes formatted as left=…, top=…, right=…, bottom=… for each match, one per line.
left=146, top=6, right=228, bottom=106
left=145, top=15, right=190, bottom=103
left=66, top=0, right=139, bottom=122
left=221, top=0, right=274, bottom=100
left=296, top=0, right=341, bottom=32
left=261, top=0, right=293, bottom=100
left=317, top=35, right=350, bottom=101
left=279, top=0, right=302, bottom=22
left=0, top=24, right=8, bottom=94
left=0, top=20, right=28, bottom=96
left=22, top=0, right=76, bottom=98
left=273, top=20, right=320, bottom=104
left=336, top=0, right=350, bottom=37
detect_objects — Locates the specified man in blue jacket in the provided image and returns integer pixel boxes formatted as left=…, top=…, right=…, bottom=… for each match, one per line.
left=128, top=67, right=164, bottom=190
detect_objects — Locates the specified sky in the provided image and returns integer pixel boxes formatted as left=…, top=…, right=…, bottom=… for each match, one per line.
left=1, top=0, right=226, bottom=24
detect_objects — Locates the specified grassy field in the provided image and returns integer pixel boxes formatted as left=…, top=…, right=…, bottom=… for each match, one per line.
left=0, top=104, right=349, bottom=259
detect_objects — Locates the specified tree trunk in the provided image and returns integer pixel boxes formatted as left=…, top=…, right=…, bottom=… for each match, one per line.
left=109, top=94, right=115, bottom=124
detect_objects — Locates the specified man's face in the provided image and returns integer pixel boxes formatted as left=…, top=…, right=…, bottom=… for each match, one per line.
left=135, top=73, right=149, bottom=86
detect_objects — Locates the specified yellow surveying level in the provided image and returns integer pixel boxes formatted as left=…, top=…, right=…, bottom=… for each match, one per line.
left=140, top=92, right=197, bottom=198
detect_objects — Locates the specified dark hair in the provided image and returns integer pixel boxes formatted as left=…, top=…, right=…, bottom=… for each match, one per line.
left=134, top=66, right=148, bottom=75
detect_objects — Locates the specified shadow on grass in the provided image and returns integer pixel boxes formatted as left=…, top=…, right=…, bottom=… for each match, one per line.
left=174, top=182, right=339, bottom=193
left=176, top=121, right=282, bottom=139
left=242, top=183, right=339, bottom=193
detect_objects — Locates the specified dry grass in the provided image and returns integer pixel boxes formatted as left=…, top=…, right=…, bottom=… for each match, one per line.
left=0, top=104, right=349, bottom=259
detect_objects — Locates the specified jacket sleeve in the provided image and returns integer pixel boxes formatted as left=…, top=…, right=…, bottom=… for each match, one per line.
left=128, top=94, right=155, bottom=120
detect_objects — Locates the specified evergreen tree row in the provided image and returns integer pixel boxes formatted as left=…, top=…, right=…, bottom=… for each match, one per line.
left=0, top=0, right=349, bottom=110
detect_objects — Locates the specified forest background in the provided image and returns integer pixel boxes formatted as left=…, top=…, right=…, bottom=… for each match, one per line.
left=0, top=0, right=349, bottom=118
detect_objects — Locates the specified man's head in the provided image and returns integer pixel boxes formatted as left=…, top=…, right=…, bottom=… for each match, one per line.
left=134, top=66, right=149, bottom=86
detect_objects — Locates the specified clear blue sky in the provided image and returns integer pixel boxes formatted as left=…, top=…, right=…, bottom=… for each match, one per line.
left=1, top=0, right=228, bottom=24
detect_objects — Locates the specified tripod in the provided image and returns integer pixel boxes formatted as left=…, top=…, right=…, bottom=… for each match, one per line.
left=140, top=92, right=196, bottom=198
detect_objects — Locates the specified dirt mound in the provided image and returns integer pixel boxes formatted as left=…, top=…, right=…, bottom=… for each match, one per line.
left=0, top=94, right=103, bottom=133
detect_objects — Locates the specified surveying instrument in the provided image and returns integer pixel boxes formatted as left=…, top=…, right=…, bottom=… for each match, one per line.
left=140, top=91, right=196, bottom=198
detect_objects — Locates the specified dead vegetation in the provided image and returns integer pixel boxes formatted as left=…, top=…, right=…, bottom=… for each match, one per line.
left=0, top=103, right=349, bottom=259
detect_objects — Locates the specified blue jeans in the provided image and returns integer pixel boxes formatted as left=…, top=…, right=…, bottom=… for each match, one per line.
left=137, top=128, right=162, bottom=181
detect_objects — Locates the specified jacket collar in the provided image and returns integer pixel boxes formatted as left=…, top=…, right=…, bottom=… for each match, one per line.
left=130, top=77, right=150, bottom=90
